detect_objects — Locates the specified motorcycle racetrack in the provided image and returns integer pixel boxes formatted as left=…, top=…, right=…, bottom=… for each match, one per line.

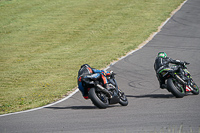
left=1, top=0, right=200, bottom=132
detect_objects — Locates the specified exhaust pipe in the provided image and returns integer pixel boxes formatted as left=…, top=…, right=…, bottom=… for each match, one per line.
left=96, top=84, right=112, bottom=98
left=175, top=74, right=186, bottom=85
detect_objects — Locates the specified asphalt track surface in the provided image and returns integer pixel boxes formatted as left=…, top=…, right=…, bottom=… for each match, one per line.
left=1, top=0, right=200, bottom=132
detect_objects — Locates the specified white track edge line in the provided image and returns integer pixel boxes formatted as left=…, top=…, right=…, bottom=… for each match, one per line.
left=0, top=89, right=79, bottom=117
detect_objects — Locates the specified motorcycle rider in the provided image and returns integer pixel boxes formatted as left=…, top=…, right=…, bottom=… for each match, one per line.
left=77, top=64, right=112, bottom=99
left=154, top=52, right=186, bottom=89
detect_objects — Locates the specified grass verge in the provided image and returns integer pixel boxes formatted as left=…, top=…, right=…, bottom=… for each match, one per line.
left=0, top=0, right=185, bottom=114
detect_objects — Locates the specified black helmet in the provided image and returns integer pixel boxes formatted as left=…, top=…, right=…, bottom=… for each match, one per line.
left=81, top=64, right=91, bottom=68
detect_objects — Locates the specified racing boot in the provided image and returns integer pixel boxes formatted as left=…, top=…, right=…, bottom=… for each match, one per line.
left=105, top=83, right=114, bottom=91
left=160, top=84, right=167, bottom=89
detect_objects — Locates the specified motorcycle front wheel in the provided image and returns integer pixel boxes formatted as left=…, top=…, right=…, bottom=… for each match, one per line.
left=167, top=78, right=185, bottom=98
left=118, top=90, right=128, bottom=106
left=88, top=88, right=109, bottom=109
left=190, top=81, right=199, bottom=95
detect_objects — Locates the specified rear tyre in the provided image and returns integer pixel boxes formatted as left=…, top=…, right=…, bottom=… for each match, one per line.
left=118, top=90, right=128, bottom=106
left=88, top=88, right=109, bottom=109
left=167, top=78, right=185, bottom=98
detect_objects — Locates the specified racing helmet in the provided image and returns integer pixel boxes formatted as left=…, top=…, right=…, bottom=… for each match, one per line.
left=81, top=64, right=91, bottom=68
left=158, top=52, right=167, bottom=58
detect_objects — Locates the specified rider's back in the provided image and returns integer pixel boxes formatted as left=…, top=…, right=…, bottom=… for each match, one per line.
left=154, top=57, right=171, bottom=71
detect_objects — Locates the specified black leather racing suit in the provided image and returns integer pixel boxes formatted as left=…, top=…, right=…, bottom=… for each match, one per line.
left=154, top=57, right=183, bottom=88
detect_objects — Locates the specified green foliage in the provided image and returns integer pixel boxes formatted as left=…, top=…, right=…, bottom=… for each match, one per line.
left=0, top=0, right=185, bottom=114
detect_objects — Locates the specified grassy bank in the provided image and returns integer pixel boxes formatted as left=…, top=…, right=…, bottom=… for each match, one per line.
left=0, top=0, right=185, bottom=114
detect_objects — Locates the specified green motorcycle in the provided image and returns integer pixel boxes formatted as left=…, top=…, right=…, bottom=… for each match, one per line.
left=159, top=62, right=199, bottom=98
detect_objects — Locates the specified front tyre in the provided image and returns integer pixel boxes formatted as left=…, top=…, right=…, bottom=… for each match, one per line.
left=190, top=81, right=199, bottom=95
left=88, top=88, right=109, bottom=109
left=167, top=78, right=185, bottom=98
left=118, top=90, right=128, bottom=106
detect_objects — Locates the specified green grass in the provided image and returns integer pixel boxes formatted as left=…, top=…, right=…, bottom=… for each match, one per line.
left=0, top=0, right=185, bottom=114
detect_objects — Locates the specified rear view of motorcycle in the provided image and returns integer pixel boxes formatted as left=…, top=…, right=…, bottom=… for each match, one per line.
left=159, top=62, right=199, bottom=98
left=79, top=72, right=128, bottom=109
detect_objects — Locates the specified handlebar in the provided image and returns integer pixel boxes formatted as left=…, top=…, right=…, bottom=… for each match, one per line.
left=107, top=71, right=116, bottom=78
left=184, top=61, right=190, bottom=65
left=169, top=61, right=190, bottom=72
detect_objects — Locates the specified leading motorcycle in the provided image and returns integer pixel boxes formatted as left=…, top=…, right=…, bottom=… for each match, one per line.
left=159, top=62, right=199, bottom=98
left=80, top=72, right=128, bottom=109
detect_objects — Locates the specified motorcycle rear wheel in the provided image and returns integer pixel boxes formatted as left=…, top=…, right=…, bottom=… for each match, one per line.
left=167, top=78, right=185, bottom=98
left=88, top=88, right=109, bottom=109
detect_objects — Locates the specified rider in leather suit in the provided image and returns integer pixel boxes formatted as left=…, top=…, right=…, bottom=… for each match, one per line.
left=77, top=64, right=112, bottom=99
left=154, top=52, right=185, bottom=89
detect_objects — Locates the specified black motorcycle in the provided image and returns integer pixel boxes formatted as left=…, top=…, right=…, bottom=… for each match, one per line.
left=81, top=72, right=128, bottom=109
left=159, top=62, right=199, bottom=98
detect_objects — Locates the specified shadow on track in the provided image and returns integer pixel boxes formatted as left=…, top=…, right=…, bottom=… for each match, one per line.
left=126, top=94, right=174, bottom=99
left=45, top=106, right=97, bottom=110
left=45, top=105, right=119, bottom=110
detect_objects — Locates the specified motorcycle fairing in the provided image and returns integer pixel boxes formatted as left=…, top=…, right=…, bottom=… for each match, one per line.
left=159, top=68, right=172, bottom=77
left=186, top=85, right=192, bottom=92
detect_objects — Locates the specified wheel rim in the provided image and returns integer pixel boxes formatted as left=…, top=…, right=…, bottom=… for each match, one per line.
left=173, top=80, right=184, bottom=93
left=119, top=92, right=127, bottom=101
left=96, top=91, right=108, bottom=103
left=191, top=83, right=199, bottom=92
